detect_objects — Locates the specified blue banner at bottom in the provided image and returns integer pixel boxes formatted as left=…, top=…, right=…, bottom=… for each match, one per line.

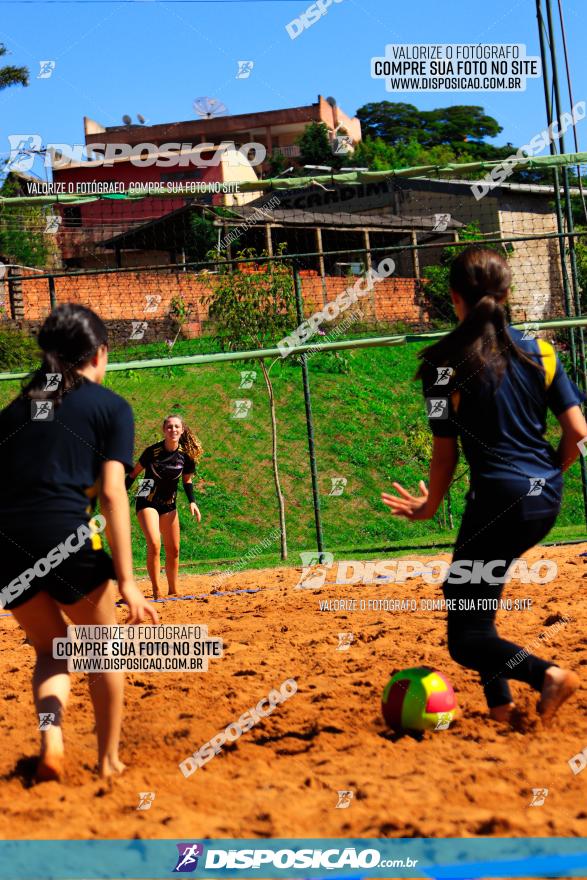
left=1, top=838, right=587, bottom=879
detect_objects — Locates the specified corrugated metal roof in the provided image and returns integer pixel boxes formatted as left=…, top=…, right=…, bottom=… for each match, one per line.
left=225, top=207, right=463, bottom=229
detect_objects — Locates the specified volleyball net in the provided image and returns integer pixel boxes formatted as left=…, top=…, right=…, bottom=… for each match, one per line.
left=0, top=157, right=586, bottom=569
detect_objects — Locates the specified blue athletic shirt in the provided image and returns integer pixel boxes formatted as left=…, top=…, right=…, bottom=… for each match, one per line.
left=421, top=326, right=586, bottom=518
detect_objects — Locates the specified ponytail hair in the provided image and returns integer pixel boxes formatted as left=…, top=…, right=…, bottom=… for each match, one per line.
left=163, top=414, right=204, bottom=463
left=417, top=246, right=537, bottom=385
left=22, top=303, right=108, bottom=407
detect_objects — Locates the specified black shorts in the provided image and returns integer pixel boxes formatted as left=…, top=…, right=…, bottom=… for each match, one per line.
left=136, top=498, right=176, bottom=516
left=0, top=535, right=115, bottom=612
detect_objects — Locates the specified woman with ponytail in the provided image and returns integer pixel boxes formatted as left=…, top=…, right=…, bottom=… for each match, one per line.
left=382, top=246, right=587, bottom=726
left=0, top=303, right=157, bottom=782
left=126, top=414, right=203, bottom=599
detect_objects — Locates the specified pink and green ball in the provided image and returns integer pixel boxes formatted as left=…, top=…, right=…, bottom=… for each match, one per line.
left=382, top=666, right=457, bottom=732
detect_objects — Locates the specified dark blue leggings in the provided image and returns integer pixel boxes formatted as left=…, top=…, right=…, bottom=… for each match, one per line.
left=442, top=501, right=559, bottom=708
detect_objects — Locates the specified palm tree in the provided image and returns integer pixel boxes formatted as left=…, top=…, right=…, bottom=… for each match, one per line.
left=0, top=44, right=28, bottom=91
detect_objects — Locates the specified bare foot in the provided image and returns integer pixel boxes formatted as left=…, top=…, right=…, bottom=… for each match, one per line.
left=538, top=666, right=580, bottom=726
left=489, top=702, right=516, bottom=724
left=168, top=590, right=178, bottom=597
left=99, top=755, right=127, bottom=779
left=35, top=752, right=64, bottom=783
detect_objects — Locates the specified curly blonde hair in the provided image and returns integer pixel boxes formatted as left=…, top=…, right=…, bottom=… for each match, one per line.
left=163, top=414, right=204, bottom=463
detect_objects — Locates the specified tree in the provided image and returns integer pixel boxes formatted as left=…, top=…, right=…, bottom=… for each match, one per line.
left=356, top=102, right=423, bottom=145
left=296, top=122, right=341, bottom=170
left=345, top=137, right=401, bottom=171
left=356, top=101, right=503, bottom=158
left=346, top=136, right=474, bottom=172
left=184, top=212, right=217, bottom=262
left=267, top=151, right=288, bottom=177
left=0, top=45, right=29, bottom=188
left=421, top=223, right=507, bottom=322
left=0, top=171, right=51, bottom=267
left=203, top=245, right=297, bottom=559
left=0, top=44, right=28, bottom=92
left=167, top=293, right=192, bottom=352
left=423, top=105, right=502, bottom=147
left=574, top=226, right=587, bottom=314
left=337, top=101, right=556, bottom=181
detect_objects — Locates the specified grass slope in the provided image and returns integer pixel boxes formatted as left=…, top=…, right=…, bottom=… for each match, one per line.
left=0, top=339, right=584, bottom=575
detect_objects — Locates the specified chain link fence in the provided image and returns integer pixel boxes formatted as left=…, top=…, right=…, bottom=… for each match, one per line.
left=0, top=166, right=586, bottom=569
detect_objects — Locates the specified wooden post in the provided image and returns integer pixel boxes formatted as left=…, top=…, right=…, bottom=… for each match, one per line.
left=411, top=230, right=420, bottom=280
left=0, top=262, right=6, bottom=317
left=265, top=224, right=273, bottom=256
left=363, top=229, right=372, bottom=271
left=223, top=225, right=232, bottom=260
left=315, top=227, right=327, bottom=307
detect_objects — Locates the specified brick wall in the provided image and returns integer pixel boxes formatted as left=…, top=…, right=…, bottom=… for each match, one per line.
left=12, top=270, right=425, bottom=344
left=365, top=184, right=568, bottom=322
left=498, top=202, right=566, bottom=321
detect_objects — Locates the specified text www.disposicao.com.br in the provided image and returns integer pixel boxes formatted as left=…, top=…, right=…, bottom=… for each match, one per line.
left=71, top=657, right=204, bottom=671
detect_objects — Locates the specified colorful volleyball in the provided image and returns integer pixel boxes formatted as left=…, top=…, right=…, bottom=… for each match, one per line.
left=382, top=666, right=457, bottom=732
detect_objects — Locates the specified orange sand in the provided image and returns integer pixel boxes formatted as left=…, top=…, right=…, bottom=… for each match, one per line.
left=0, top=543, right=586, bottom=844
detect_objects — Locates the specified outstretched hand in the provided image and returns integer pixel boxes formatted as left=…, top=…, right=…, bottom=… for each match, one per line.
left=119, top=581, right=159, bottom=624
left=381, top=480, right=433, bottom=521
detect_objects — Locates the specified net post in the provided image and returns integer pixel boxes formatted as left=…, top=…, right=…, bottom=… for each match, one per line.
left=292, top=261, right=326, bottom=563
left=541, top=0, right=587, bottom=526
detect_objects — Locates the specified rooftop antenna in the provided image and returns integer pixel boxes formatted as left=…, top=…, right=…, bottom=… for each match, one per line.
left=122, top=114, right=132, bottom=126
left=137, top=114, right=147, bottom=125
left=193, top=97, right=228, bottom=119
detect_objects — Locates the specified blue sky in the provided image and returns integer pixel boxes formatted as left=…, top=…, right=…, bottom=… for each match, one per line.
left=1, top=0, right=586, bottom=172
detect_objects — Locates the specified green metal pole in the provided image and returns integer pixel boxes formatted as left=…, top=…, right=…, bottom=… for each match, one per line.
left=293, top=266, right=325, bottom=562
left=541, top=0, right=587, bottom=527
left=2, top=318, right=587, bottom=381
left=544, top=0, right=587, bottom=387
left=536, top=0, right=576, bottom=367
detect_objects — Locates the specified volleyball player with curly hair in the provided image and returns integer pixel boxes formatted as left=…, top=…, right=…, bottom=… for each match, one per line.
left=126, top=415, right=203, bottom=599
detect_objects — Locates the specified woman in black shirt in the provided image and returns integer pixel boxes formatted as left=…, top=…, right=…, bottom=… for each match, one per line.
left=126, top=415, right=202, bottom=599
left=0, top=304, right=157, bottom=782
